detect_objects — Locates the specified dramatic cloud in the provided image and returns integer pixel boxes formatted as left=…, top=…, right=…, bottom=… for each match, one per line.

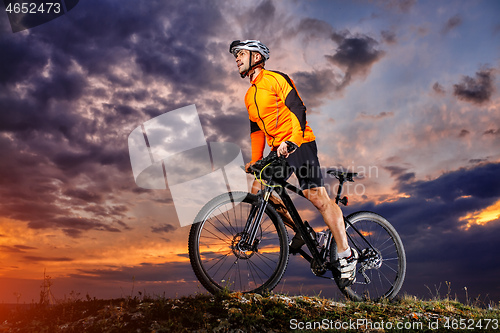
left=354, top=163, right=500, bottom=300
left=326, top=31, right=385, bottom=90
left=0, top=0, right=238, bottom=241
left=398, top=163, right=500, bottom=203
left=292, top=70, right=338, bottom=108
left=384, top=165, right=416, bottom=184
left=0, top=0, right=498, bottom=304
left=453, top=69, right=495, bottom=104
left=283, top=18, right=387, bottom=101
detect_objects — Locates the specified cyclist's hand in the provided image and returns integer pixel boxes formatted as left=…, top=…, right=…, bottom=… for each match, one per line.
left=277, top=141, right=297, bottom=158
left=245, top=162, right=255, bottom=173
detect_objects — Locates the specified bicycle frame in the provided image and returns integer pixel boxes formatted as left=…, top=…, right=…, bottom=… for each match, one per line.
left=240, top=170, right=378, bottom=274
left=189, top=160, right=406, bottom=300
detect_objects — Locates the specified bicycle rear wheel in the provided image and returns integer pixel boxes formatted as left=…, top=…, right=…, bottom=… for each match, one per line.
left=189, top=191, right=289, bottom=294
left=330, top=211, right=406, bottom=301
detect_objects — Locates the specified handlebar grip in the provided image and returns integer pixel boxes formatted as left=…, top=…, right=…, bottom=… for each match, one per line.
left=247, top=165, right=260, bottom=174
left=244, top=150, right=288, bottom=175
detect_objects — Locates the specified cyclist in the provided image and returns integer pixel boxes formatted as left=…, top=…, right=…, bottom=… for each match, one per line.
left=229, top=40, right=358, bottom=287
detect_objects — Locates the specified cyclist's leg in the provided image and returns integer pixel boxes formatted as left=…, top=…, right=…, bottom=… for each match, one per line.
left=286, top=141, right=349, bottom=253
left=302, top=186, right=348, bottom=253
left=331, top=211, right=406, bottom=301
left=250, top=178, right=262, bottom=194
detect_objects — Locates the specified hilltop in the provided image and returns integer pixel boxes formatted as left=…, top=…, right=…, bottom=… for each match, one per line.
left=1, top=292, right=499, bottom=332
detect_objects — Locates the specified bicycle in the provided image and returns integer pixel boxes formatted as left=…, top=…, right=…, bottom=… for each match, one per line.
left=188, top=151, right=406, bottom=301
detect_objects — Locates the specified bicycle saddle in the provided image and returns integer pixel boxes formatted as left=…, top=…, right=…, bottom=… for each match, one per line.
left=326, top=169, right=358, bottom=182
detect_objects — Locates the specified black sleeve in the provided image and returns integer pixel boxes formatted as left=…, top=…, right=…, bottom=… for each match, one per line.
left=250, top=120, right=261, bottom=133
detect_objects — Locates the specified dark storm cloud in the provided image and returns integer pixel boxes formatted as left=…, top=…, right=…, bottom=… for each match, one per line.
left=31, top=71, right=87, bottom=102
left=151, top=223, right=176, bottom=234
left=289, top=21, right=386, bottom=103
left=0, top=0, right=230, bottom=133
left=0, top=0, right=242, bottom=239
left=442, top=14, right=463, bottom=34
left=453, top=69, right=495, bottom=104
left=291, top=70, right=337, bottom=108
left=113, top=89, right=150, bottom=103
left=351, top=163, right=500, bottom=300
left=398, top=163, right=500, bottom=202
left=384, top=165, right=415, bottom=183
left=0, top=134, right=131, bottom=237
left=0, top=37, right=49, bottom=85
left=201, top=105, right=250, bottom=145
left=63, top=188, right=103, bottom=203
left=326, top=31, right=385, bottom=90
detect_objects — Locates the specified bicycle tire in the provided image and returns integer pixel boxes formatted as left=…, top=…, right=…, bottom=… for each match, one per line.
left=330, top=211, right=406, bottom=301
left=189, top=191, right=289, bottom=294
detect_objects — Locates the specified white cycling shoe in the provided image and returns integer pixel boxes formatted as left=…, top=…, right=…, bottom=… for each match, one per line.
left=335, top=247, right=358, bottom=288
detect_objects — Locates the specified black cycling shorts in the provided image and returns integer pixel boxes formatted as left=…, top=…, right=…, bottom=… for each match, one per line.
left=285, top=141, right=324, bottom=190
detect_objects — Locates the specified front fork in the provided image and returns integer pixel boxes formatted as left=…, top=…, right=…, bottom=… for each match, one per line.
left=239, top=187, right=273, bottom=251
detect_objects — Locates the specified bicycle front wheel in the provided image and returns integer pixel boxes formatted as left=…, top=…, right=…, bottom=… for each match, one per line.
left=330, top=211, right=406, bottom=301
left=189, top=191, right=289, bottom=294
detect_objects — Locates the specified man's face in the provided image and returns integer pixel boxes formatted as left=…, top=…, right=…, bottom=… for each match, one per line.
left=235, top=49, right=251, bottom=75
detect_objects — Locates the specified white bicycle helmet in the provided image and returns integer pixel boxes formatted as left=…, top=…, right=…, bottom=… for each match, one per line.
left=229, top=40, right=270, bottom=60
left=229, top=40, right=270, bottom=78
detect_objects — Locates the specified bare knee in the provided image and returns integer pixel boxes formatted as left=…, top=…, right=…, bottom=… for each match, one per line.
left=303, top=187, right=331, bottom=212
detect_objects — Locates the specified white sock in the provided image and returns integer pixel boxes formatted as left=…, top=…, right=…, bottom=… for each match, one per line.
left=337, top=247, right=352, bottom=259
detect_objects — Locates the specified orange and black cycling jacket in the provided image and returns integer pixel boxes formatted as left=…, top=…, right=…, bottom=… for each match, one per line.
left=245, top=69, right=316, bottom=163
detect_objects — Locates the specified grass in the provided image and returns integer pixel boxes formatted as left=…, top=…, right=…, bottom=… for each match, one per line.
left=0, top=290, right=499, bottom=332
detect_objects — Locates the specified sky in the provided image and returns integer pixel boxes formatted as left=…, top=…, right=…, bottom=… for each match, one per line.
left=0, top=0, right=499, bottom=304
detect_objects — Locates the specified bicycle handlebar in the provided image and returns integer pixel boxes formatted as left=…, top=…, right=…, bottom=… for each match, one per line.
left=247, top=151, right=281, bottom=173
left=246, top=142, right=296, bottom=174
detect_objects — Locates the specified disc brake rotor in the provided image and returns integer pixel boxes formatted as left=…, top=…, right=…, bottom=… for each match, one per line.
left=231, top=233, right=256, bottom=259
